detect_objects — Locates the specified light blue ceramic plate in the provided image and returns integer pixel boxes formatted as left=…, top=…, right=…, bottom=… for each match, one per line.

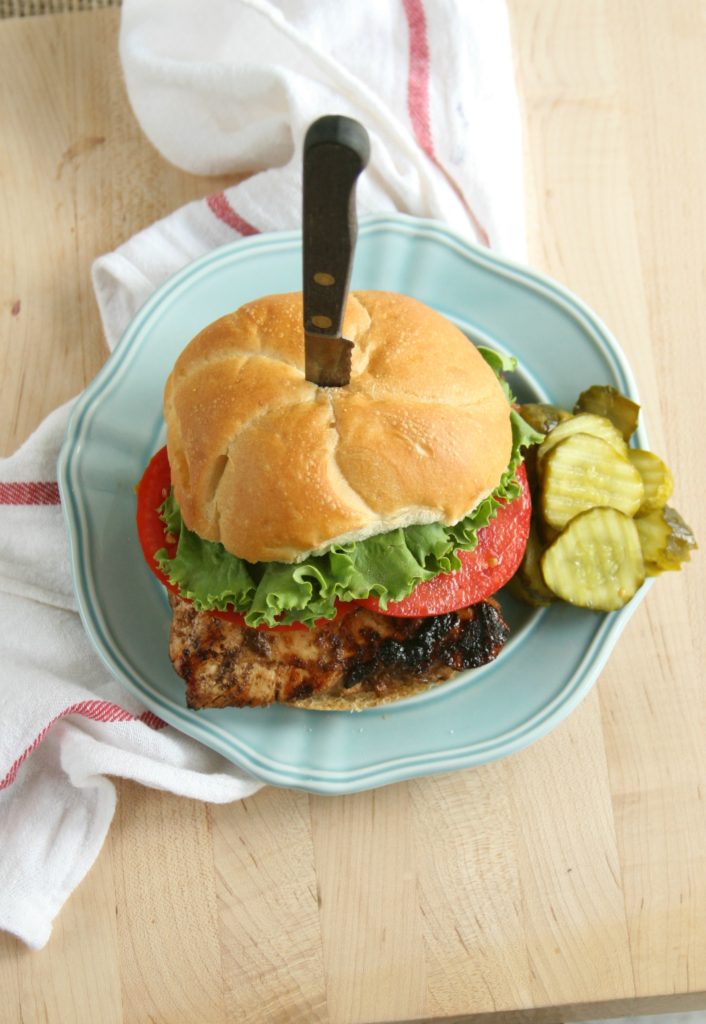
left=58, top=214, right=651, bottom=794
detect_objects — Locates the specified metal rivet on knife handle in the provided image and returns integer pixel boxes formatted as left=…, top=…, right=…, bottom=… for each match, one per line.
left=302, top=115, right=371, bottom=387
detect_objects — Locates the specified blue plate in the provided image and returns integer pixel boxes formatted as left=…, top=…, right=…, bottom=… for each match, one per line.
left=58, top=214, right=651, bottom=794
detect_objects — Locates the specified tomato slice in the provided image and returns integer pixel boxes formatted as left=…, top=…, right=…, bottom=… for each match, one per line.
left=135, top=447, right=354, bottom=632
left=136, top=446, right=178, bottom=592
left=358, top=462, right=532, bottom=617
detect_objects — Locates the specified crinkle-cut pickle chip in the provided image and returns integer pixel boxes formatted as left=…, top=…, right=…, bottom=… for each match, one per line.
left=628, top=448, right=674, bottom=516
left=518, top=403, right=572, bottom=435
left=537, top=412, right=628, bottom=470
left=508, top=525, right=555, bottom=607
left=636, top=505, right=697, bottom=575
left=541, top=508, right=645, bottom=611
left=541, top=433, right=644, bottom=530
left=574, top=384, right=640, bottom=442
left=507, top=572, right=550, bottom=608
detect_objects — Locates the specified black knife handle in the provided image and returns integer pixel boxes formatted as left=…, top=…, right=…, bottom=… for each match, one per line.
left=303, top=116, right=370, bottom=337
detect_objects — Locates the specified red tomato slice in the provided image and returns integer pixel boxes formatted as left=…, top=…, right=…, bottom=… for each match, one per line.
left=358, top=462, right=532, bottom=618
left=136, top=445, right=178, bottom=592
left=135, top=447, right=354, bottom=632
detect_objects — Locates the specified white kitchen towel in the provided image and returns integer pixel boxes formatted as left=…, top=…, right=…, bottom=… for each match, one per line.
left=0, top=0, right=525, bottom=951
left=0, top=404, right=263, bottom=951
left=94, top=0, right=525, bottom=346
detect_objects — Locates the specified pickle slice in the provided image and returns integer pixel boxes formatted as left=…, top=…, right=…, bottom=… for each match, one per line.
left=636, top=505, right=698, bottom=575
left=574, top=385, right=640, bottom=441
left=628, top=449, right=674, bottom=515
left=523, top=445, right=540, bottom=494
left=519, top=403, right=572, bottom=435
left=539, top=518, right=561, bottom=546
left=541, top=508, right=644, bottom=611
left=664, top=505, right=698, bottom=558
left=537, top=413, right=628, bottom=471
left=507, top=573, right=550, bottom=608
left=509, top=525, right=555, bottom=606
left=541, top=433, right=644, bottom=530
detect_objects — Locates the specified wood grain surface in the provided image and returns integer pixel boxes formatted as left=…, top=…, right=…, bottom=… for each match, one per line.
left=1, top=5, right=705, bottom=1023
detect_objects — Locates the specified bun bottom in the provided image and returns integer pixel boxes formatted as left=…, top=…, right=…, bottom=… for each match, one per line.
left=289, top=673, right=447, bottom=712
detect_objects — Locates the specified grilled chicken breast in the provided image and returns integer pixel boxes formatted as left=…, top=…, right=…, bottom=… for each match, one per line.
left=169, top=595, right=509, bottom=710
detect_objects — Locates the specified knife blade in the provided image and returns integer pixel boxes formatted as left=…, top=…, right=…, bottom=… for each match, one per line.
left=302, top=115, right=370, bottom=387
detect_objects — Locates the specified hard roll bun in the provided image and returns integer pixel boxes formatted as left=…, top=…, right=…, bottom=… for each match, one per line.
left=164, top=291, right=512, bottom=564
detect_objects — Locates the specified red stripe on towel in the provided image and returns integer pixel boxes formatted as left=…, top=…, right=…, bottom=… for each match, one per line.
left=206, top=192, right=261, bottom=236
left=401, top=0, right=490, bottom=247
left=0, top=481, right=60, bottom=505
left=0, top=701, right=167, bottom=790
left=402, top=0, right=435, bottom=159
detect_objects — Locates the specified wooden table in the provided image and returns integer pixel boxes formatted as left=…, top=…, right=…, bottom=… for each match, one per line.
left=1, top=5, right=705, bottom=1023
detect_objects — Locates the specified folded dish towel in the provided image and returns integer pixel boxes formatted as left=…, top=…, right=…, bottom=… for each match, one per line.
left=0, top=0, right=525, bottom=950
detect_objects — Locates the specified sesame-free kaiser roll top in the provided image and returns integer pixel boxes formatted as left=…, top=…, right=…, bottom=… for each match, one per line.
left=163, top=291, right=513, bottom=564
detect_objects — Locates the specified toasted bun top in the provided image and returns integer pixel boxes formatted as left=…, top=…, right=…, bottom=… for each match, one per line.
left=163, top=291, right=512, bottom=564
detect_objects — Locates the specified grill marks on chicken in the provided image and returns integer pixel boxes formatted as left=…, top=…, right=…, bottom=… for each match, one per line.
left=169, top=595, right=509, bottom=709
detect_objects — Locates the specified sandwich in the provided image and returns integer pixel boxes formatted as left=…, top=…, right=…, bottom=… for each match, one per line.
left=136, top=289, right=540, bottom=709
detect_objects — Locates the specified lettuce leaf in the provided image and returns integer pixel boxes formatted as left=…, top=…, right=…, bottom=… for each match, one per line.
left=155, top=348, right=542, bottom=627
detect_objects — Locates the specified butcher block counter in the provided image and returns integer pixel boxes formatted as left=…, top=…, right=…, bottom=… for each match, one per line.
left=1, top=4, right=704, bottom=1023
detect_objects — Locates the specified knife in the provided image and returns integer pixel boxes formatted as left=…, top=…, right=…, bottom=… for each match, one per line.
left=303, top=115, right=370, bottom=387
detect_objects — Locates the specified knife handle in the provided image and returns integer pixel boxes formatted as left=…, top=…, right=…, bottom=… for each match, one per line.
left=303, top=116, right=370, bottom=338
